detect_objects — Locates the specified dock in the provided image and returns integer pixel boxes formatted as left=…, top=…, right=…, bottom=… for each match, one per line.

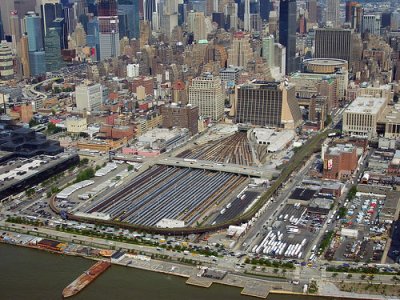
left=62, top=260, right=111, bottom=298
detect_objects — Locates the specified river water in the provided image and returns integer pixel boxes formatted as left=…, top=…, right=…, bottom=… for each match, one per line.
left=0, top=244, right=350, bottom=300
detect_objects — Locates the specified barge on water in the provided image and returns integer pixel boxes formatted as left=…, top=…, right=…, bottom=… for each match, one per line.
left=62, top=260, right=111, bottom=298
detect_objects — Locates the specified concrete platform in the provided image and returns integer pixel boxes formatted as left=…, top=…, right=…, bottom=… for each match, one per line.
left=186, top=276, right=213, bottom=288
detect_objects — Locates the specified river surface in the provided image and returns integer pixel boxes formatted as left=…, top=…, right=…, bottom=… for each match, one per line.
left=0, top=244, right=351, bottom=300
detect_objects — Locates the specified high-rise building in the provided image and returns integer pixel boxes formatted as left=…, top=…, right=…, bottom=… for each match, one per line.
left=279, top=0, right=297, bottom=74
left=38, top=0, right=64, bottom=38
left=45, top=27, right=64, bottom=72
left=260, top=0, right=271, bottom=22
left=0, top=42, right=14, bottom=80
left=244, top=0, right=250, bottom=31
left=345, top=1, right=357, bottom=23
left=23, top=12, right=46, bottom=76
left=228, top=32, right=253, bottom=67
left=20, top=35, right=30, bottom=77
left=188, top=73, right=224, bottom=121
left=314, top=28, right=352, bottom=65
left=9, top=11, right=21, bottom=47
left=98, top=0, right=120, bottom=60
left=51, top=17, right=68, bottom=49
left=160, top=103, right=199, bottom=135
left=188, top=12, right=206, bottom=41
left=24, top=12, right=44, bottom=52
left=28, top=51, right=46, bottom=76
left=118, top=0, right=140, bottom=39
left=0, top=0, right=15, bottom=36
left=262, top=35, right=275, bottom=67
left=75, top=83, right=103, bottom=111
left=326, top=0, right=340, bottom=27
left=362, top=15, right=381, bottom=36
left=144, top=0, right=156, bottom=22
left=235, top=81, right=302, bottom=129
left=307, top=0, right=317, bottom=23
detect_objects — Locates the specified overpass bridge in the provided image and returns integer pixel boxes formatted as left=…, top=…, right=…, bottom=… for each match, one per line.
left=157, top=157, right=277, bottom=179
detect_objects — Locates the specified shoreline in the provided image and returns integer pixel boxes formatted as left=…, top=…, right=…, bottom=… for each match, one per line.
left=1, top=234, right=396, bottom=300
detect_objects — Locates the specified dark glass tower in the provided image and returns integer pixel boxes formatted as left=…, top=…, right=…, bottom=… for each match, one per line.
left=279, top=0, right=297, bottom=74
left=45, top=27, right=64, bottom=72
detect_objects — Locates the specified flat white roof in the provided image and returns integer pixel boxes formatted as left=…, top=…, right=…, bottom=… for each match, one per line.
left=344, top=96, right=386, bottom=115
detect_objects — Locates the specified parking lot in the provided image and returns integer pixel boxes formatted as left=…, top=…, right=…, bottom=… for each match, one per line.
left=250, top=204, right=324, bottom=260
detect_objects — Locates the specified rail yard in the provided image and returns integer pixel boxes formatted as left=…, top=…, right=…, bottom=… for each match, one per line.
left=83, top=165, right=250, bottom=227
left=177, top=132, right=255, bottom=166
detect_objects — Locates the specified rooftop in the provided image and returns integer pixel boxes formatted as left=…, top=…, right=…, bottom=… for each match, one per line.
left=344, top=96, right=386, bottom=115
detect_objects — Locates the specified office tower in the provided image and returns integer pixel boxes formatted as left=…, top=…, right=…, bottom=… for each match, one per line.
left=269, top=10, right=277, bottom=35
left=212, top=12, right=225, bottom=29
left=70, top=23, right=86, bottom=47
left=0, top=0, right=15, bottom=36
left=29, top=51, right=46, bottom=75
left=326, top=0, right=340, bottom=27
left=75, top=83, right=102, bottom=111
left=381, top=12, right=391, bottom=28
left=188, top=73, right=224, bottom=121
left=314, top=28, right=352, bottom=64
left=260, top=0, right=270, bottom=22
left=20, top=35, right=30, bottom=77
left=362, top=15, right=381, bottom=36
left=307, top=0, right=317, bottom=23
left=9, top=11, right=21, bottom=44
left=118, top=0, right=140, bottom=39
left=51, top=17, right=67, bottom=49
left=87, top=18, right=100, bottom=60
left=188, top=12, right=206, bottom=41
left=262, top=35, right=274, bottom=67
left=0, top=42, right=14, bottom=80
left=24, top=12, right=46, bottom=76
left=98, top=0, right=120, bottom=60
left=235, top=81, right=302, bottom=129
left=62, top=3, right=76, bottom=35
left=144, top=0, right=156, bottom=21
left=45, top=27, right=64, bottom=72
left=39, top=0, right=64, bottom=38
left=225, top=2, right=238, bottom=31
left=244, top=0, right=250, bottom=31
left=347, top=2, right=363, bottom=31
left=24, top=12, right=44, bottom=51
left=345, top=1, right=357, bottom=23
left=160, top=13, right=178, bottom=38
left=279, top=0, right=297, bottom=74
left=228, top=32, right=253, bottom=67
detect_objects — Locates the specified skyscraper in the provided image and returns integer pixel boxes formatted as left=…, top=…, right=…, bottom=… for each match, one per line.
left=39, top=0, right=64, bottom=38
left=23, top=11, right=46, bottom=76
left=243, top=0, right=250, bottom=31
left=307, top=0, right=317, bottom=23
left=98, top=0, right=120, bottom=60
left=235, top=81, right=302, bottom=129
left=326, top=0, right=340, bottom=27
left=228, top=32, right=253, bottom=67
left=188, top=12, right=206, bottom=41
left=259, top=0, right=271, bottom=22
left=188, top=73, right=224, bottom=121
left=24, top=12, right=44, bottom=52
left=279, top=0, right=297, bottom=74
left=262, top=35, right=275, bottom=67
left=45, top=27, right=64, bottom=72
left=314, top=28, right=352, bottom=64
left=118, top=0, right=140, bottom=39
left=362, top=15, right=381, bottom=36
